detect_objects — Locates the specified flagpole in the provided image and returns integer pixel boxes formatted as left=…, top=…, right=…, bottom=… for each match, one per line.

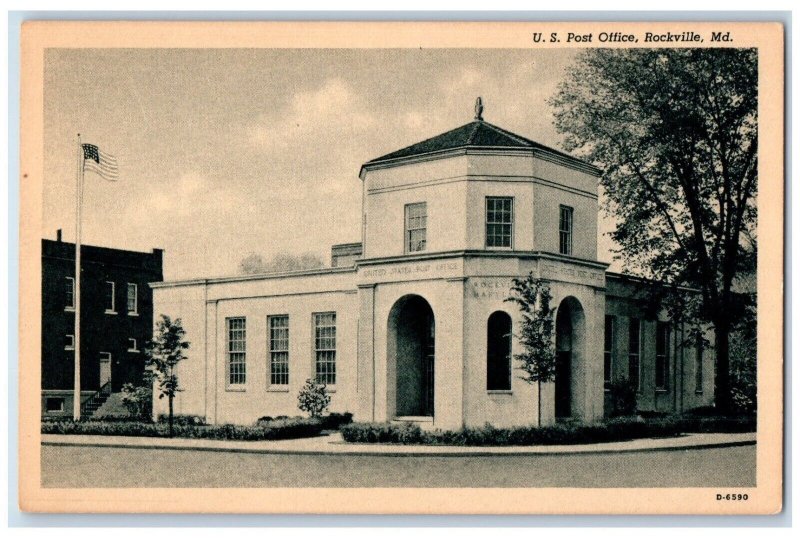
left=73, top=134, right=84, bottom=420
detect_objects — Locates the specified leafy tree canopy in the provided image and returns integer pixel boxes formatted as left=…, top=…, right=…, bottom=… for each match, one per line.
left=550, top=48, right=758, bottom=413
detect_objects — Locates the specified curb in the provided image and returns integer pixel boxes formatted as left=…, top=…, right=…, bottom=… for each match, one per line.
left=41, top=437, right=756, bottom=458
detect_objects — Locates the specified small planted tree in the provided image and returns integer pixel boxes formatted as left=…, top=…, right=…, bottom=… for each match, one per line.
left=298, top=378, right=331, bottom=419
left=146, top=315, right=190, bottom=437
left=506, top=273, right=556, bottom=426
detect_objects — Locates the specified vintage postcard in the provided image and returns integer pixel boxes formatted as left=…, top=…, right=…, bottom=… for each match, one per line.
left=18, top=20, right=784, bottom=514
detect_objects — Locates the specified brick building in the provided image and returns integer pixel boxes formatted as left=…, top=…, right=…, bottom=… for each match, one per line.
left=41, top=232, right=163, bottom=416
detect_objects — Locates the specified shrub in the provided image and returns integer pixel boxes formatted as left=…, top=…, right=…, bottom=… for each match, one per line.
left=297, top=378, right=330, bottom=418
left=340, top=415, right=755, bottom=446
left=320, top=412, right=353, bottom=430
left=157, top=414, right=206, bottom=426
left=121, top=383, right=153, bottom=420
left=341, top=422, right=423, bottom=444
left=255, top=415, right=309, bottom=427
left=41, top=415, right=76, bottom=423
left=606, top=379, right=638, bottom=417
left=731, top=382, right=757, bottom=415
left=42, top=417, right=324, bottom=441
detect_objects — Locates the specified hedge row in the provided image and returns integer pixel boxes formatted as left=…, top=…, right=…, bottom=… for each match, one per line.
left=340, top=416, right=756, bottom=446
left=256, top=412, right=353, bottom=430
left=42, top=417, right=324, bottom=441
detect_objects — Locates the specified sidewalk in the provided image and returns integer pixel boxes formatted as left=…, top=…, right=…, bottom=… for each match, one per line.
left=41, top=431, right=756, bottom=457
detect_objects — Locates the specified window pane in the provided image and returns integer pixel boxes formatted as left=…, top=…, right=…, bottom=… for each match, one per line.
left=66, top=278, right=75, bottom=308
left=105, top=282, right=115, bottom=311
left=227, top=317, right=246, bottom=385
left=486, top=312, right=512, bottom=390
left=695, top=336, right=704, bottom=392
left=628, top=318, right=640, bottom=354
left=559, top=206, right=573, bottom=255
left=628, top=318, right=640, bottom=391
left=269, top=315, right=289, bottom=385
left=656, top=322, right=669, bottom=390
left=405, top=203, right=427, bottom=253
left=127, top=283, right=137, bottom=313
left=486, top=197, right=513, bottom=248
left=313, top=312, right=336, bottom=384
left=604, top=316, right=614, bottom=387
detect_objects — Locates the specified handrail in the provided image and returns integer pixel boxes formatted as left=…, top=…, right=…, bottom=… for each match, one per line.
left=79, top=381, right=113, bottom=417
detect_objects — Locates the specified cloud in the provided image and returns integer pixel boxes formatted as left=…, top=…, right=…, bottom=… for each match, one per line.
left=131, top=171, right=241, bottom=232
left=248, top=77, right=376, bottom=151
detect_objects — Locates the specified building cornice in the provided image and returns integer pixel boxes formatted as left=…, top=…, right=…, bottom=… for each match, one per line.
left=359, top=146, right=602, bottom=178
left=366, top=173, right=598, bottom=200
left=151, top=266, right=357, bottom=289
left=357, top=250, right=610, bottom=270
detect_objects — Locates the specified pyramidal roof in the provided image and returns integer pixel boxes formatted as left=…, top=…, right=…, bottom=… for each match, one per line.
left=362, top=102, right=599, bottom=176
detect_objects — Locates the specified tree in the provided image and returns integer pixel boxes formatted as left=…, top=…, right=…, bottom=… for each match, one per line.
left=550, top=49, right=757, bottom=414
left=297, top=378, right=330, bottom=419
left=146, top=315, right=190, bottom=437
left=506, top=273, right=556, bottom=426
left=239, top=252, right=325, bottom=275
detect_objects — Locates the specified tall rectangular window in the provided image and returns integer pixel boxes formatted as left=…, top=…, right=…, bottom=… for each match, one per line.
left=104, top=281, right=115, bottom=313
left=405, top=202, right=427, bottom=253
left=628, top=318, right=641, bottom=391
left=268, top=315, right=289, bottom=386
left=127, top=283, right=138, bottom=314
left=65, top=277, right=75, bottom=310
left=313, top=312, right=336, bottom=385
left=485, top=197, right=513, bottom=248
left=227, top=317, right=246, bottom=386
left=695, top=335, right=704, bottom=393
left=655, top=322, right=670, bottom=391
left=559, top=205, right=574, bottom=255
left=604, top=315, right=614, bottom=390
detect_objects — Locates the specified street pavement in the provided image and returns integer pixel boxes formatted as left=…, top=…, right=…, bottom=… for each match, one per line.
left=41, top=444, right=756, bottom=488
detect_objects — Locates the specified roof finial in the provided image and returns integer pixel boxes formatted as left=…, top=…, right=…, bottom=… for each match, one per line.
left=474, top=96, right=484, bottom=121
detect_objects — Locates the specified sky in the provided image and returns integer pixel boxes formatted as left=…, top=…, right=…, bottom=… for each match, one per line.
left=43, top=48, right=618, bottom=280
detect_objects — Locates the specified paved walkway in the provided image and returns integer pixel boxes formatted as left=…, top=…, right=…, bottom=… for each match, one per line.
left=41, top=431, right=756, bottom=457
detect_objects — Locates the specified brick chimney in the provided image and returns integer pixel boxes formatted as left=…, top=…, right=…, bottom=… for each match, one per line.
left=56, top=229, right=62, bottom=242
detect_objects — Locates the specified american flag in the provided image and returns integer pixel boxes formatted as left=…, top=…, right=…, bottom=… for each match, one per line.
left=82, top=143, right=119, bottom=181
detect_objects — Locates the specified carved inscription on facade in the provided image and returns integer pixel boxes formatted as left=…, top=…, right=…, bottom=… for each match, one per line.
left=361, top=261, right=460, bottom=281
left=469, top=279, right=512, bottom=300
left=541, top=262, right=604, bottom=284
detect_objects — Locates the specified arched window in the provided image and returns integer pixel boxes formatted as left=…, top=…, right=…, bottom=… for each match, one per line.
left=487, top=311, right=512, bottom=391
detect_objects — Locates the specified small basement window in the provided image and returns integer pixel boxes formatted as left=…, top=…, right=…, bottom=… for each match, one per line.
left=45, top=397, right=65, bottom=413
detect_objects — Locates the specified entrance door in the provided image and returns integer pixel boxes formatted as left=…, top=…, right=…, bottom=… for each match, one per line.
left=423, top=321, right=435, bottom=416
left=99, top=352, right=112, bottom=387
left=555, top=350, right=571, bottom=418
left=554, top=296, right=586, bottom=420
left=389, top=295, right=436, bottom=418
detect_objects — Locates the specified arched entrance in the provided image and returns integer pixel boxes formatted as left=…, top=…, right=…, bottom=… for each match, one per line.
left=387, top=295, right=435, bottom=417
left=555, top=296, right=585, bottom=419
